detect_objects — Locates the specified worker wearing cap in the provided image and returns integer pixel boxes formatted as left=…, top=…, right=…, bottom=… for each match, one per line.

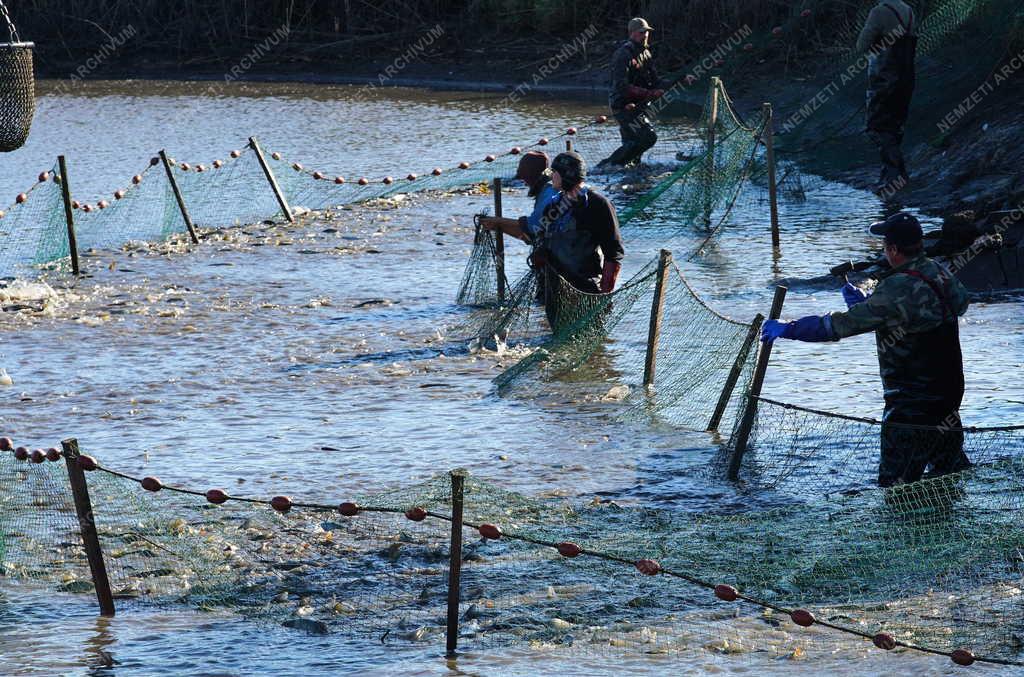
left=479, top=151, right=557, bottom=244
left=856, top=0, right=917, bottom=193
left=596, top=18, right=665, bottom=170
left=762, top=212, right=971, bottom=487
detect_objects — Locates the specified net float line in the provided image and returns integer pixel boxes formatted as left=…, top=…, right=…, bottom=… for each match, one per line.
left=0, top=164, right=55, bottom=218
left=0, top=437, right=1009, bottom=669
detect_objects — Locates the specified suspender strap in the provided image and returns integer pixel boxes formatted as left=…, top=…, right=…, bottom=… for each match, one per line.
left=899, top=269, right=952, bottom=322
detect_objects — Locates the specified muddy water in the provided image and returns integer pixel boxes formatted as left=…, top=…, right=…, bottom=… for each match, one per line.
left=1, top=80, right=1022, bottom=675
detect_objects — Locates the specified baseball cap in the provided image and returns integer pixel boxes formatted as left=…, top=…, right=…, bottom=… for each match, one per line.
left=868, top=212, right=923, bottom=247
left=628, top=18, right=654, bottom=33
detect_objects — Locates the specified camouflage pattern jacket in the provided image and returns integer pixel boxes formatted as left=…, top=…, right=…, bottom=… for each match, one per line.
left=609, top=39, right=659, bottom=112
left=829, top=255, right=970, bottom=411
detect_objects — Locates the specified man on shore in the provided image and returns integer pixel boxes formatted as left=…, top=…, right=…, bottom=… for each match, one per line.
left=856, top=0, right=917, bottom=194
left=762, top=213, right=971, bottom=487
left=596, top=17, right=665, bottom=170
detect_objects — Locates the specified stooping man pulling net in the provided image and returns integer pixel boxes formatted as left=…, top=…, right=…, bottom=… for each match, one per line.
left=485, top=151, right=624, bottom=329
left=762, top=213, right=972, bottom=487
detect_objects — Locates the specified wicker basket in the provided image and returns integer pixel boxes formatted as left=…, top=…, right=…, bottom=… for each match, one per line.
left=0, top=40, right=34, bottom=152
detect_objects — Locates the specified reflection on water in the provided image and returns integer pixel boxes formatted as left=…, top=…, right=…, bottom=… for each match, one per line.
left=1, top=81, right=1021, bottom=675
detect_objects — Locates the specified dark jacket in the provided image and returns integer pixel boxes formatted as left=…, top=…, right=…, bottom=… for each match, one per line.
left=536, top=187, right=625, bottom=291
left=609, top=39, right=660, bottom=112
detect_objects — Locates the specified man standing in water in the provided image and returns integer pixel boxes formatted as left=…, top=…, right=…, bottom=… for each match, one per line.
left=596, top=17, right=665, bottom=170
left=762, top=213, right=971, bottom=487
left=857, top=0, right=917, bottom=194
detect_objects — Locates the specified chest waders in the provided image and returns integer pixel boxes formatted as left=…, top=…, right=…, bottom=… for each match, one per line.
left=866, top=5, right=918, bottom=188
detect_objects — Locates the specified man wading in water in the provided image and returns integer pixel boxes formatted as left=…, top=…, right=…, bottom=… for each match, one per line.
left=596, top=17, right=665, bottom=170
left=762, top=213, right=971, bottom=487
left=857, top=0, right=917, bottom=195
left=488, top=151, right=624, bottom=328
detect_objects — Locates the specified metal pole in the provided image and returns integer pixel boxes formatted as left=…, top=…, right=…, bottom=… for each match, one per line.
left=445, top=471, right=466, bottom=658
left=763, top=103, right=781, bottom=250
left=493, top=178, right=506, bottom=302
left=727, top=286, right=787, bottom=480
left=159, top=150, right=199, bottom=244
left=707, top=313, right=764, bottom=432
left=248, top=136, right=295, bottom=224
left=61, top=438, right=115, bottom=617
left=57, top=155, right=80, bottom=275
left=643, top=250, right=673, bottom=387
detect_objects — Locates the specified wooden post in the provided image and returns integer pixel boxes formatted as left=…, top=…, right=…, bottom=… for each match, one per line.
left=565, top=139, right=573, bottom=152
left=727, top=286, right=787, bottom=480
left=763, top=103, right=781, bottom=250
left=57, top=155, right=80, bottom=275
left=248, top=136, right=295, bottom=224
left=493, top=178, right=506, bottom=302
left=445, top=470, right=466, bottom=658
left=158, top=150, right=199, bottom=244
left=643, top=250, right=673, bottom=387
left=703, top=77, right=721, bottom=226
left=61, top=438, right=115, bottom=617
left=707, top=313, right=764, bottom=432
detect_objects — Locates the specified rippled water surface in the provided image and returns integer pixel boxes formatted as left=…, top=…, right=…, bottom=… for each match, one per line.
left=1, top=80, right=1022, bottom=675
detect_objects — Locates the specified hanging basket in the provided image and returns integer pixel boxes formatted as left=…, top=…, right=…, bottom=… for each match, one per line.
left=0, top=2, right=34, bottom=152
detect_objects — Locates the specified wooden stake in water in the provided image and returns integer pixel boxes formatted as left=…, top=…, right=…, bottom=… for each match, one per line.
left=708, top=313, right=764, bottom=433
left=159, top=150, right=199, bottom=244
left=565, top=139, right=573, bottom=152
left=445, top=470, right=466, bottom=658
left=727, top=286, right=787, bottom=480
left=763, top=103, right=781, bottom=250
left=703, top=77, right=721, bottom=226
left=248, top=136, right=295, bottom=224
left=493, top=177, right=506, bottom=302
left=57, top=155, right=80, bottom=275
left=61, top=438, right=115, bottom=617
left=643, top=249, right=673, bottom=387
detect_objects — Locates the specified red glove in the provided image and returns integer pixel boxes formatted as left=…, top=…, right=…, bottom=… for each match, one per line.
left=626, top=85, right=652, bottom=102
left=650, top=89, right=665, bottom=100
left=600, top=260, right=621, bottom=293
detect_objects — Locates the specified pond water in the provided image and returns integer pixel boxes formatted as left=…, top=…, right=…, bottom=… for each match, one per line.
left=0, top=80, right=1021, bottom=675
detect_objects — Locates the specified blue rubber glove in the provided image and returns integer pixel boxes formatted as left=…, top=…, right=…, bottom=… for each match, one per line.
left=841, top=282, right=868, bottom=309
left=761, top=319, right=787, bottom=343
left=762, top=316, right=836, bottom=343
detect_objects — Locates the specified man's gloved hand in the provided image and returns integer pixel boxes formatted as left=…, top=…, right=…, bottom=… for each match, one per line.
left=841, top=282, right=868, bottom=308
left=600, top=260, right=622, bottom=293
left=479, top=217, right=497, bottom=231
left=761, top=319, right=787, bottom=343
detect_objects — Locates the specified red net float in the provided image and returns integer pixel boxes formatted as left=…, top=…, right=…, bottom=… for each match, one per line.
left=566, top=127, right=577, bottom=135
left=595, top=115, right=607, bottom=123
left=196, top=164, right=206, bottom=172
left=458, top=162, right=470, bottom=169
left=382, top=176, right=393, bottom=184
left=0, top=437, right=12, bottom=451
left=484, top=155, right=496, bottom=162
left=478, top=523, right=502, bottom=540
left=15, top=193, right=27, bottom=204
left=431, top=167, right=442, bottom=176
left=132, top=175, right=142, bottom=185
left=149, top=157, right=160, bottom=166
left=271, top=152, right=282, bottom=161
left=405, top=506, right=427, bottom=522
left=114, top=190, right=125, bottom=200
left=743, top=43, right=754, bottom=51
left=180, top=163, right=190, bottom=171
left=801, top=9, right=812, bottom=17
left=14, top=446, right=29, bottom=461
left=45, top=448, right=61, bottom=462
left=71, top=200, right=81, bottom=209
left=951, top=649, right=975, bottom=666
left=338, top=501, right=359, bottom=516
left=406, top=173, right=417, bottom=181
left=53, top=174, right=62, bottom=184
left=625, top=103, right=636, bottom=111
left=78, top=455, right=98, bottom=471
left=358, top=177, right=369, bottom=186
left=141, top=476, right=162, bottom=492
left=772, top=26, right=783, bottom=36
left=271, top=496, right=293, bottom=513
left=82, top=204, right=93, bottom=213
left=230, top=150, right=241, bottom=159
left=334, top=176, right=346, bottom=184
left=97, top=200, right=109, bottom=210
left=206, top=488, right=228, bottom=505
left=213, top=160, right=223, bottom=168
left=872, top=633, right=896, bottom=651
left=509, top=147, right=521, bottom=155
left=30, top=449, right=45, bottom=464
left=714, top=584, right=738, bottom=602
left=538, top=138, right=548, bottom=146
left=291, top=163, right=303, bottom=171
left=38, top=171, right=49, bottom=182
left=312, top=171, right=325, bottom=181
left=556, top=542, right=581, bottom=558
left=636, top=559, right=661, bottom=576
left=790, top=609, right=814, bottom=627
